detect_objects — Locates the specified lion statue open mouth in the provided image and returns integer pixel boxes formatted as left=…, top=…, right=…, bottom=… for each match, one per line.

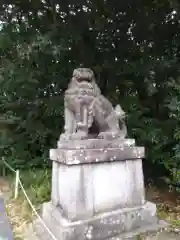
left=60, top=68, right=127, bottom=141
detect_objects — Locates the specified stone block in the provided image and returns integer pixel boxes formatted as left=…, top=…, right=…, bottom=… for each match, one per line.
left=0, top=198, right=13, bottom=240
left=57, top=138, right=136, bottom=150
left=49, top=145, right=145, bottom=165
left=34, top=201, right=167, bottom=240
left=51, top=156, right=145, bottom=221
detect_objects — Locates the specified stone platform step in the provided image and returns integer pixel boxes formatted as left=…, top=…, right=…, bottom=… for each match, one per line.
left=0, top=198, right=13, bottom=240
left=27, top=218, right=169, bottom=240
left=108, top=220, right=168, bottom=239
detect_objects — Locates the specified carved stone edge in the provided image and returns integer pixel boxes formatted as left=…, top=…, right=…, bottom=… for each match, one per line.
left=49, top=146, right=145, bottom=165
left=57, top=138, right=136, bottom=149
left=32, top=201, right=168, bottom=240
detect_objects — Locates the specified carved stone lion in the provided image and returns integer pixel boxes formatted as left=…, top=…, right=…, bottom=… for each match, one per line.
left=60, top=68, right=127, bottom=141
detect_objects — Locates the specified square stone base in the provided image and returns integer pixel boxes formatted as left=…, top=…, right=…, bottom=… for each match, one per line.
left=34, top=201, right=167, bottom=240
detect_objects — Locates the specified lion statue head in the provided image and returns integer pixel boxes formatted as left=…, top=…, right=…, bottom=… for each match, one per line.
left=73, top=68, right=95, bottom=83
left=66, top=68, right=101, bottom=96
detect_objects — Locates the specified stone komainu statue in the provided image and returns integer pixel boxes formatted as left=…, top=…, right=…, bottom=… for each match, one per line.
left=60, top=68, right=127, bottom=141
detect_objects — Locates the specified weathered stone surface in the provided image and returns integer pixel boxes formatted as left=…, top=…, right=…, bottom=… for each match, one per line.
left=59, top=68, right=127, bottom=141
left=57, top=138, right=135, bottom=150
left=50, top=146, right=145, bottom=165
left=51, top=157, right=145, bottom=221
left=107, top=222, right=169, bottom=240
left=34, top=201, right=167, bottom=240
left=23, top=220, right=176, bottom=240
left=0, top=198, right=13, bottom=240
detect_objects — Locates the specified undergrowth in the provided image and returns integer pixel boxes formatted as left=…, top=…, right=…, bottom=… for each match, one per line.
left=8, top=168, right=51, bottom=206
left=4, top=169, right=51, bottom=239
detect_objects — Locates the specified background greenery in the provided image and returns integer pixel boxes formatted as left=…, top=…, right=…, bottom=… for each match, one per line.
left=0, top=1, right=180, bottom=188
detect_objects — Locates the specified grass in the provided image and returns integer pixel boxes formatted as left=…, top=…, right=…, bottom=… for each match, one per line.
left=146, top=185, right=180, bottom=231
left=1, top=168, right=51, bottom=239
left=1, top=170, right=180, bottom=239
left=7, top=168, right=51, bottom=206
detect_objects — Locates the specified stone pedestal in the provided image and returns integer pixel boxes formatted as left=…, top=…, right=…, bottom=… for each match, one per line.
left=36, top=139, right=167, bottom=240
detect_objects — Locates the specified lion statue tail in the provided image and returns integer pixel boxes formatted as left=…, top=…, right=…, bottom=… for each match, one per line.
left=114, top=104, right=125, bottom=119
left=114, top=104, right=127, bottom=138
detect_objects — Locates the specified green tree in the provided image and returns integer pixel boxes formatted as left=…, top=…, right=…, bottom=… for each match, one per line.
left=0, top=1, right=180, bottom=187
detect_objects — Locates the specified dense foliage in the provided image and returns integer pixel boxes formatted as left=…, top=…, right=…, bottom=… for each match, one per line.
left=0, top=1, right=180, bottom=187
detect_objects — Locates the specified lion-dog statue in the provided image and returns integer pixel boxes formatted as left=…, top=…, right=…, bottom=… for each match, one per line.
left=59, top=68, right=127, bottom=141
